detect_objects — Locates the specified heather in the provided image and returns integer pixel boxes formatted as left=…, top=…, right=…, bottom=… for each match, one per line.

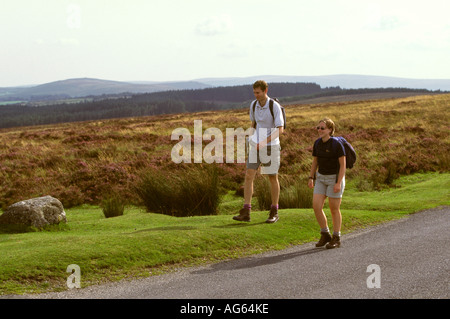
left=0, top=93, right=449, bottom=210
left=0, top=93, right=449, bottom=294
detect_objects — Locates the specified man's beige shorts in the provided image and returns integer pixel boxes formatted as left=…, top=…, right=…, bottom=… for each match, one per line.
left=246, top=144, right=281, bottom=175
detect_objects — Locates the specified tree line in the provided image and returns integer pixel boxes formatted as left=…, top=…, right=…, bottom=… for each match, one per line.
left=0, top=83, right=438, bottom=129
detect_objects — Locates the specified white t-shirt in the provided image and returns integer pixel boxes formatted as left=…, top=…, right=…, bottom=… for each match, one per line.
left=249, top=97, right=284, bottom=146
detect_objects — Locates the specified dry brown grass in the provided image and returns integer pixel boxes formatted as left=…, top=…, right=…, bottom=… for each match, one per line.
left=0, top=94, right=449, bottom=209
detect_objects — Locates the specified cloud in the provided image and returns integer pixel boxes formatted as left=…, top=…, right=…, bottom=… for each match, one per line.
left=219, top=41, right=248, bottom=58
left=195, top=14, right=233, bottom=36
left=59, top=38, right=80, bottom=46
left=378, top=16, right=401, bottom=30
left=34, top=38, right=45, bottom=45
left=363, top=2, right=401, bottom=31
left=33, top=38, right=80, bottom=47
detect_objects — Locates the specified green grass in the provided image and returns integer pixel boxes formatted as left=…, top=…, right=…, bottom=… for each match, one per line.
left=342, top=172, right=450, bottom=212
left=0, top=172, right=448, bottom=295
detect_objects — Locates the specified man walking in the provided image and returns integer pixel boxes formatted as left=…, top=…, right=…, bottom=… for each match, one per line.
left=233, top=80, right=284, bottom=223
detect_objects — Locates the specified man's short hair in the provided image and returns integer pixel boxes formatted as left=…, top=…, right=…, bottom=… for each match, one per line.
left=253, top=80, right=268, bottom=91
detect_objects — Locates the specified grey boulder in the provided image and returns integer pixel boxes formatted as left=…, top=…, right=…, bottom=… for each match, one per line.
left=0, top=196, right=67, bottom=229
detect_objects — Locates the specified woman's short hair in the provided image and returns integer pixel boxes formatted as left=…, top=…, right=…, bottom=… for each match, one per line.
left=319, top=117, right=336, bottom=136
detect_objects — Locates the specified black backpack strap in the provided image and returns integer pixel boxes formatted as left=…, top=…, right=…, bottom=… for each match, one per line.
left=269, top=99, right=274, bottom=119
left=331, top=137, right=344, bottom=182
left=253, top=99, right=278, bottom=128
left=252, top=100, right=257, bottom=128
left=254, top=99, right=275, bottom=119
left=314, top=137, right=321, bottom=150
left=331, top=136, right=338, bottom=153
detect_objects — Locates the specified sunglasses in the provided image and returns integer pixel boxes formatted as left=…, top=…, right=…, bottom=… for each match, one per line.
left=316, top=126, right=327, bottom=130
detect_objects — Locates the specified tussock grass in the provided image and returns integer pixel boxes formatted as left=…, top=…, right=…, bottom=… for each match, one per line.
left=0, top=94, right=448, bottom=209
left=101, top=197, right=125, bottom=218
left=0, top=93, right=449, bottom=294
left=255, top=174, right=313, bottom=210
left=134, top=164, right=221, bottom=217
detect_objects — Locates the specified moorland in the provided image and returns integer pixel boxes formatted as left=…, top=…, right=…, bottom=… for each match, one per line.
left=0, top=93, right=449, bottom=294
left=0, top=93, right=448, bottom=210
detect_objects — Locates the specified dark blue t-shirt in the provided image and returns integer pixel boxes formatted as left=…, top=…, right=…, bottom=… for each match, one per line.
left=313, top=137, right=345, bottom=175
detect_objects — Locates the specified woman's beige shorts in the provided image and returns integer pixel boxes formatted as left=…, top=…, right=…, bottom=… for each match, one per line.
left=313, top=172, right=345, bottom=198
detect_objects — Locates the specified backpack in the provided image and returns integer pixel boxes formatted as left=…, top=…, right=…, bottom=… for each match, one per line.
left=332, top=136, right=356, bottom=169
left=252, top=98, right=286, bottom=129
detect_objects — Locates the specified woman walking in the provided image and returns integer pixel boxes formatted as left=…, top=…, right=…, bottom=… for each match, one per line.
left=308, top=118, right=346, bottom=249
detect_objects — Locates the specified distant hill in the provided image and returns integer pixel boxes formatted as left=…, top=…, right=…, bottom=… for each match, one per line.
left=0, top=81, right=437, bottom=129
left=0, top=78, right=211, bottom=100
left=195, top=74, right=450, bottom=91
left=1, top=74, right=448, bottom=103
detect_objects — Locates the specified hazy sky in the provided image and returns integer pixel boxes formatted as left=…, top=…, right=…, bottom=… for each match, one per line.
left=1, top=0, right=449, bottom=86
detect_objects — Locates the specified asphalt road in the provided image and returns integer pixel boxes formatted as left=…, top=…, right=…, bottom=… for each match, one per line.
left=6, top=206, right=450, bottom=299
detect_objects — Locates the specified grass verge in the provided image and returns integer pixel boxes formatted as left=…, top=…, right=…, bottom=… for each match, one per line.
left=0, top=172, right=448, bottom=295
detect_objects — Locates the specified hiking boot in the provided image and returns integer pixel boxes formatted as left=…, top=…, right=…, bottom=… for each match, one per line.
left=265, top=207, right=279, bottom=224
left=326, top=234, right=341, bottom=249
left=315, top=232, right=332, bottom=247
left=233, top=208, right=250, bottom=222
